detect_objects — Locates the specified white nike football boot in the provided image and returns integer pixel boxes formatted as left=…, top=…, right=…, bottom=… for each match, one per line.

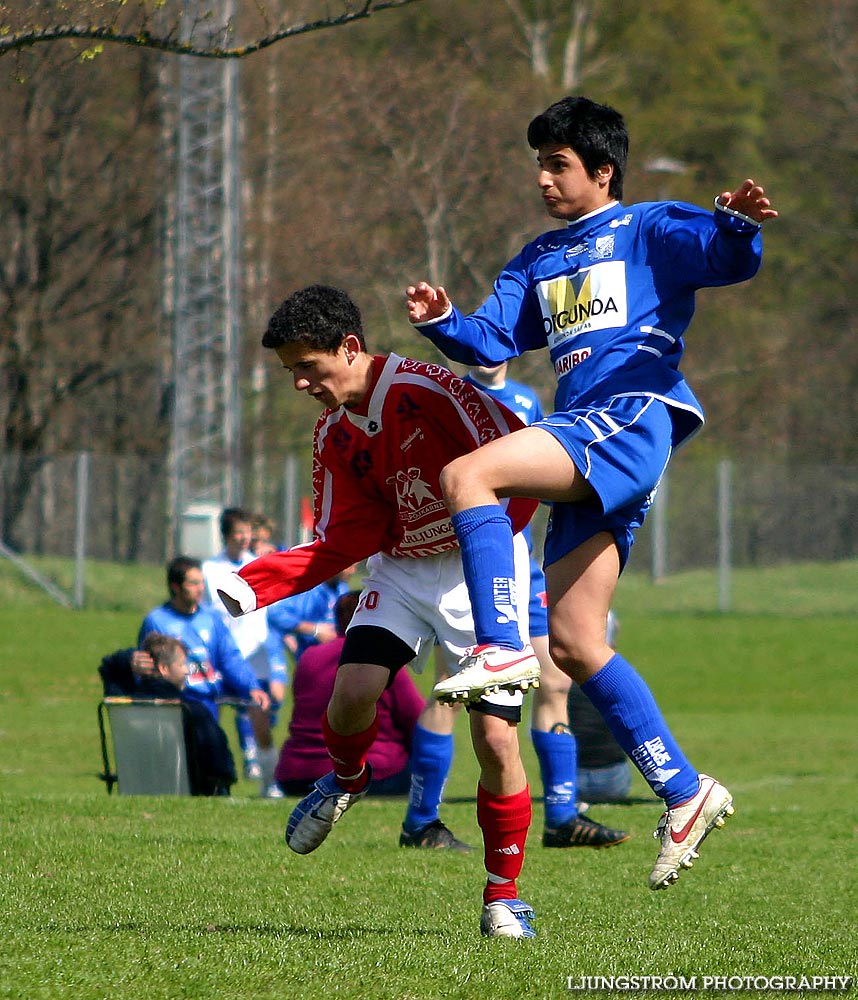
left=480, top=899, right=536, bottom=939
left=432, top=644, right=541, bottom=704
left=649, top=774, right=734, bottom=890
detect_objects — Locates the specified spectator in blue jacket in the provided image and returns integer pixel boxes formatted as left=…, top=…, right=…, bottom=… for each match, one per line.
left=133, top=556, right=269, bottom=724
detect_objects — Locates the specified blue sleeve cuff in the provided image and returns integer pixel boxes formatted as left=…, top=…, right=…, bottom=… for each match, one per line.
left=713, top=197, right=762, bottom=236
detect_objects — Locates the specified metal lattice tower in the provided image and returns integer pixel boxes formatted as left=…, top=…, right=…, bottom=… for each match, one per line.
left=166, top=1, right=242, bottom=550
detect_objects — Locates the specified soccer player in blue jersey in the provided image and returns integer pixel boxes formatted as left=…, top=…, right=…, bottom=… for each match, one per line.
left=466, top=361, right=628, bottom=850
left=406, top=95, right=778, bottom=890
left=135, top=556, right=269, bottom=723
left=267, top=568, right=357, bottom=663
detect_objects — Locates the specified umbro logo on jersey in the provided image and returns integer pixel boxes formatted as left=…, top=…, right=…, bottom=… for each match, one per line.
left=564, top=242, right=588, bottom=259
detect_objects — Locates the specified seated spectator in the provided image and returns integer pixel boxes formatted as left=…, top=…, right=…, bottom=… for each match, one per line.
left=99, top=633, right=237, bottom=797
left=276, top=592, right=424, bottom=797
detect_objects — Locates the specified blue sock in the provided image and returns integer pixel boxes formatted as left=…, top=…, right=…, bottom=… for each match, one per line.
left=235, top=710, right=256, bottom=756
left=531, top=726, right=578, bottom=827
left=451, top=505, right=523, bottom=649
left=580, top=653, right=699, bottom=806
left=402, top=725, right=454, bottom=833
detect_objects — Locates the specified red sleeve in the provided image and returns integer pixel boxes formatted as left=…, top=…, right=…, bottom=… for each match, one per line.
left=238, top=539, right=366, bottom=609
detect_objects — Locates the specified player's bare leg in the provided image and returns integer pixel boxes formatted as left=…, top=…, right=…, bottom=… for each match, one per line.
left=434, top=427, right=592, bottom=703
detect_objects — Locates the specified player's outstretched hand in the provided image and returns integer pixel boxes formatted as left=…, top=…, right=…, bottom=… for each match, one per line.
left=717, top=179, right=778, bottom=224
left=405, top=281, right=451, bottom=324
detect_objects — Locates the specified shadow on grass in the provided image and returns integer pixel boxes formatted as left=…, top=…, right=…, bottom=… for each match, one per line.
left=52, top=920, right=448, bottom=939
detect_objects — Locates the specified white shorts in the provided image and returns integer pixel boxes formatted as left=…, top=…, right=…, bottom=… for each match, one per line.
left=349, top=534, right=531, bottom=710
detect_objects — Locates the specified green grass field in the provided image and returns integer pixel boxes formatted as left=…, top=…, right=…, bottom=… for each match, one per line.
left=0, top=559, right=856, bottom=999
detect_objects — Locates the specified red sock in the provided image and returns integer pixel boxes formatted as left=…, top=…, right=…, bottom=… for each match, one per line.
left=321, top=711, right=378, bottom=792
left=477, top=783, right=532, bottom=904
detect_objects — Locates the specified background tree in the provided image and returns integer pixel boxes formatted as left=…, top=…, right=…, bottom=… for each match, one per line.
left=0, top=0, right=422, bottom=60
left=2, top=0, right=856, bottom=560
left=0, top=42, right=163, bottom=551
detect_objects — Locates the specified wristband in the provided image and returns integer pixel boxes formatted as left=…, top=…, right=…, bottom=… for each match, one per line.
left=713, top=196, right=762, bottom=233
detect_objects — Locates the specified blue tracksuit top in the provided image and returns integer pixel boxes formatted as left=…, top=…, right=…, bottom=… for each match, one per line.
left=418, top=199, right=763, bottom=449
left=138, top=602, right=260, bottom=717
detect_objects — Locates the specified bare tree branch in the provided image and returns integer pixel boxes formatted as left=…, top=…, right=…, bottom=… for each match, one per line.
left=0, top=0, right=423, bottom=59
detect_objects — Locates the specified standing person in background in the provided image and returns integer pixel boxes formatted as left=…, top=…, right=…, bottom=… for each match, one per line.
left=407, top=95, right=777, bottom=889
left=466, top=361, right=627, bottom=848
left=203, top=508, right=288, bottom=797
left=250, top=512, right=278, bottom=557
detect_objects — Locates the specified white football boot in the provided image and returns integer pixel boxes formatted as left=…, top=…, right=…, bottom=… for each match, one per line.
left=649, top=774, right=734, bottom=890
left=432, top=644, right=540, bottom=704
left=480, top=899, right=536, bottom=939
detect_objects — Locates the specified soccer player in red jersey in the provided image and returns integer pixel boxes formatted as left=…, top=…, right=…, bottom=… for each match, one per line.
left=218, top=284, right=540, bottom=938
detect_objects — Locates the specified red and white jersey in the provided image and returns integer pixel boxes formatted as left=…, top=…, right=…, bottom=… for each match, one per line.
left=240, top=354, right=537, bottom=610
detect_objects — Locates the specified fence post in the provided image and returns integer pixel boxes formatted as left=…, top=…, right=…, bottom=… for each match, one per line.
left=282, top=454, right=298, bottom=547
left=74, top=451, right=90, bottom=608
left=651, top=472, right=668, bottom=581
left=717, top=458, right=733, bottom=613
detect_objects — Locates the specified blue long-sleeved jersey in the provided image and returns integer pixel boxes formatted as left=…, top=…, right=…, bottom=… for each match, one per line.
left=418, top=200, right=762, bottom=449
left=138, top=602, right=261, bottom=719
left=267, top=579, right=353, bottom=661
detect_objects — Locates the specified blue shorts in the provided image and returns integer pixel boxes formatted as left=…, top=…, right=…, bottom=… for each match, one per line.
left=538, top=395, right=673, bottom=570
left=528, top=557, right=549, bottom=638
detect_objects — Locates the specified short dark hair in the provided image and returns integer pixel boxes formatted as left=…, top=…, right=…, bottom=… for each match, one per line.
left=527, top=96, right=628, bottom=200
left=262, top=285, right=366, bottom=353
left=219, top=506, right=252, bottom=540
left=167, top=555, right=201, bottom=590
left=334, top=590, right=360, bottom=636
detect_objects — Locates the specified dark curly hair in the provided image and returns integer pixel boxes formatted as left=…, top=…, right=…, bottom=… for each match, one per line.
left=262, top=285, right=366, bottom=353
left=527, top=96, right=628, bottom=201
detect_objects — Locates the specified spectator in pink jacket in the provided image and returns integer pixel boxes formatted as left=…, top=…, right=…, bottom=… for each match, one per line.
left=276, top=592, right=425, bottom=796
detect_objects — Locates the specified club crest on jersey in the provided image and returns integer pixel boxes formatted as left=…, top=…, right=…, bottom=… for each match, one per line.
left=389, top=468, right=437, bottom=509
left=537, top=261, right=627, bottom=346
left=592, top=234, right=615, bottom=259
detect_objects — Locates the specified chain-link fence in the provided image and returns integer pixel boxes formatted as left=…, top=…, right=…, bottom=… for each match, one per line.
left=2, top=448, right=857, bottom=607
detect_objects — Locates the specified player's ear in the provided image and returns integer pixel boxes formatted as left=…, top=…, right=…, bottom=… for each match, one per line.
left=343, top=334, right=361, bottom=364
left=595, top=163, right=613, bottom=185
